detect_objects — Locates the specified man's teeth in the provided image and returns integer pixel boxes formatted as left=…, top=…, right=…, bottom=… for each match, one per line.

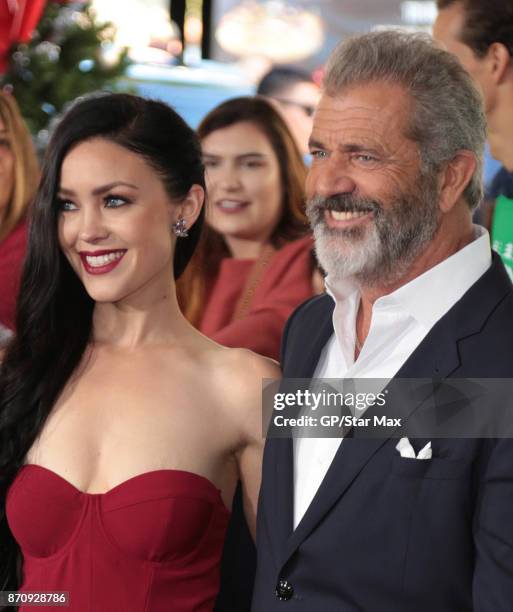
left=85, top=251, right=124, bottom=267
left=329, top=210, right=370, bottom=221
left=219, top=200, right=245, bottom=209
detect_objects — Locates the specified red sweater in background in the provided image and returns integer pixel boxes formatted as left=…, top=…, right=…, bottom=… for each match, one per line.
left=199, top=235, right=315, bottom=361
left=0, top=220, right=27, bottom=330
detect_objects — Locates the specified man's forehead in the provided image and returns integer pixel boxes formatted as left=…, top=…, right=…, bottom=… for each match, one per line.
left=317, top=81, right=411, bottom=111
left=312, top=84, right=412, bottom=140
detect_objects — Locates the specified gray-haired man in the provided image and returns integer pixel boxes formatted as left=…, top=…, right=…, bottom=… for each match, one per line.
left=252, top=31, right=513, bottom=611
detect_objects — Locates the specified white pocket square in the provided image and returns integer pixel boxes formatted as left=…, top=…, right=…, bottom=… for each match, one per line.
left=395, top=437, right=432, bottom=460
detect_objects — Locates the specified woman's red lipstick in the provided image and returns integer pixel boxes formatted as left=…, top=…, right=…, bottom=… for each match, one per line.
left=79, top=249, right=126, bottom=275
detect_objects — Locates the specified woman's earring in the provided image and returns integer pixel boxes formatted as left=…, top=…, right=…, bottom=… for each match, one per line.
left=172, top=217, right=189, bottom=238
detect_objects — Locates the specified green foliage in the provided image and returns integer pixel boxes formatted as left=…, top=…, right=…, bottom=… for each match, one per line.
left=1, top=1, right=131, bottom=137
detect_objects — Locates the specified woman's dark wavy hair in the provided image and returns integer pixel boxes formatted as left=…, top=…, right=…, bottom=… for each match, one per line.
left=0, top=93, right=205, bottom=591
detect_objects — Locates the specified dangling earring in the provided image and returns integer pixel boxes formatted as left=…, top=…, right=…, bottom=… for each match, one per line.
left=172, top=217, right=188, bottom=238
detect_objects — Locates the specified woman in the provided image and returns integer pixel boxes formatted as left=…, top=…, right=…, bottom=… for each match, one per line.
left=0, top=93, right=279, bottom=611
left=178, top=96, right=318, bottom=362
left=0, top=91, right=39, bottom=332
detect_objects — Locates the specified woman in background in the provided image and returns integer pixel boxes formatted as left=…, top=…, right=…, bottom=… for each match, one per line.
left=0, top=91, right=39, bottom=332
left=178, top=96, right=318, bottom=362
left=0, top=93, right=278, bottom=611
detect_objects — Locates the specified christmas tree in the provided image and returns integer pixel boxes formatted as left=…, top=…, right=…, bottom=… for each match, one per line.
left=1, top=1, right=131, bottom=142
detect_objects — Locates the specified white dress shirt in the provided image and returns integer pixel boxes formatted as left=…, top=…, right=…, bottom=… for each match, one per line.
left=293, top=227, right=491, bottom=528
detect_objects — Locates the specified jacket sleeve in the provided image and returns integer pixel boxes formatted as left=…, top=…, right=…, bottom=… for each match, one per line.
left=473, top=438, right=513, bottom=610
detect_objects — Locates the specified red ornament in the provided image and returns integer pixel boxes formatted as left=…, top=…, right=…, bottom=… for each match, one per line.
left=0, top=0, right=47, bottom=73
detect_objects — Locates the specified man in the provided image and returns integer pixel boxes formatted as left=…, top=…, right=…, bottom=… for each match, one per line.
left=252, top=31, right=513, bottom=611
left=257, top=66, right=320, bottom=157
left=434, top=0, right=513, bottom=279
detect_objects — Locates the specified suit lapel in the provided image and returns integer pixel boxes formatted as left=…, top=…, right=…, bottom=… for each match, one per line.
left=282, top=312, right=462, bottom=562
left=265, top=296, right=335, bottom=563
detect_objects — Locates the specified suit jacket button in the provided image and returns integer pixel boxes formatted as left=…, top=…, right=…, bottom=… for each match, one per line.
left=276, top=579, right=294, bottom=601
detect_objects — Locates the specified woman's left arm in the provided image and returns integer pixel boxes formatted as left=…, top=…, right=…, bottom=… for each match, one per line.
left=233, top=353, right=281, bottom=540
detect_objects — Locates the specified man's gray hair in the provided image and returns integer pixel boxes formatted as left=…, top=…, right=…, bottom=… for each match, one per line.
left=323, top=30, right=487, bottom=210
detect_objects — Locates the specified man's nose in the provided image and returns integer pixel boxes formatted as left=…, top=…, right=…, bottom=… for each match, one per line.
left=307, top=156, right=356, bottom=199
left=78, top=206, right=109, bottom=242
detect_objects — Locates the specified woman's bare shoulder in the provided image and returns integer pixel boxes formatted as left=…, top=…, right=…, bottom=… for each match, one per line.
left=201, top=344, right=280, bottom=430
left=205, top=343, right=280, bottom=385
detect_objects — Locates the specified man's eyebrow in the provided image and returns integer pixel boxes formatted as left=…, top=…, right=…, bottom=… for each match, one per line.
left=308, top=138, right=380, bottom=153
left=308, top=138, right=325, bottom=150
left=57, top=181, right=139, bottom=196
left=340, top=143, right=379, bottom=153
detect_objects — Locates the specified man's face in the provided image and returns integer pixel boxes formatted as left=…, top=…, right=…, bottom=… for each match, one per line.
left=433, top=2, right=494, bottom=111
left=305, top=82, right=441, bottom=286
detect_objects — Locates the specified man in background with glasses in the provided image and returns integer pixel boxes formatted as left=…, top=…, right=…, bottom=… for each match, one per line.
left=257, top=66, right=320, bottom=161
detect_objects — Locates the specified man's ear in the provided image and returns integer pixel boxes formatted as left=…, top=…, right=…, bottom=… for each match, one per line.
left=486, top=42, right=511, bottom=85
left=438, top=150, right=477, bottom=213
left=171, top=184, right=204, bottom=227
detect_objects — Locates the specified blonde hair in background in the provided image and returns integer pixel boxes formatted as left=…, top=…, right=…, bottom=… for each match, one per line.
left=0, top=92, right=40, bottom=242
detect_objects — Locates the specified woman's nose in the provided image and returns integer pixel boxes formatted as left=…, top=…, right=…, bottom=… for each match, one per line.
left=78, top=207, right=109, bottom=243
left=215, top=166, right=243, bottom=192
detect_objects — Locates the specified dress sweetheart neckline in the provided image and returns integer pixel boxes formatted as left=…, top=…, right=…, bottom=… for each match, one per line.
left=19, top=463, right=227, bottom=506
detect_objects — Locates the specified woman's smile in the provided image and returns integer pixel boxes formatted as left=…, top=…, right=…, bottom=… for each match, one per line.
left=79, top=249, right=127, bottom=274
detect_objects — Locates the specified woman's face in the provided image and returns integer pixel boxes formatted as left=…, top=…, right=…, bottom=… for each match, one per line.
left=57, top=137, right=181, bottom=304
left=0, top=117, right=15, bottom=217
left=202, top=121, right=283, bottom=254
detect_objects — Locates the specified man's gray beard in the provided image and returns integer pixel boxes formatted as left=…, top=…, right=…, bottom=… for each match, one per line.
left=306, top=174, right=440, bottom=287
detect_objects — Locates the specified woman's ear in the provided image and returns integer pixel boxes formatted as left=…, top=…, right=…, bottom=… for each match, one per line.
left=171, top=184, right=205, bottom=228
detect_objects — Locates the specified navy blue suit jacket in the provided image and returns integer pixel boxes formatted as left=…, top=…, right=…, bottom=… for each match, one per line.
left=252, top=253, right=513, bottom=611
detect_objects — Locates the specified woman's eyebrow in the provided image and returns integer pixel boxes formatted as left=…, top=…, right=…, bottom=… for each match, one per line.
left=58, top=181, right=139, bottom=196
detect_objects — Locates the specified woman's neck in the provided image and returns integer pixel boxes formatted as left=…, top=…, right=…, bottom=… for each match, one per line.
left=224, top=235, right=269, bottom=259
left=92, top=278, right=190, bottom=349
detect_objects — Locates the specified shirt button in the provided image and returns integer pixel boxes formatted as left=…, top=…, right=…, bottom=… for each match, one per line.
left=275, top=579, right=294, bottom=601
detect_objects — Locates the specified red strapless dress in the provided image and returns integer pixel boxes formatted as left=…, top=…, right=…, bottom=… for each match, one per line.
left=6, top=465, right=230, bottom=611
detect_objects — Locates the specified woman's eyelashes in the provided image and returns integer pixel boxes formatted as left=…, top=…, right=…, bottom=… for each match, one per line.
left=242, top=160, right=266, bottom=169
left=203, top=157, right=219, bottom=168
left=56, top=194, right=132, bottom=211
left=202, top=156, right=267, bottom=170
left=56, top=198, right=78, bottom=211
left=104, top=194, right=131, bottom=208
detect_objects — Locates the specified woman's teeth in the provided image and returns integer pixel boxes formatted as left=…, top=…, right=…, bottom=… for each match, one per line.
left=218, top=200, right=246, bottom=209
left=85, top=251, right=124, bottom=267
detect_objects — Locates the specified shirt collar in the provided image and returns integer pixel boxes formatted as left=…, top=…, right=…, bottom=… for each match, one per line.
left=325, top=225, right=491, bottom=329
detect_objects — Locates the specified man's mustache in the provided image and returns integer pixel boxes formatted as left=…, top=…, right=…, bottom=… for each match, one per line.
left=306, top=194, right=382, bottom=217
